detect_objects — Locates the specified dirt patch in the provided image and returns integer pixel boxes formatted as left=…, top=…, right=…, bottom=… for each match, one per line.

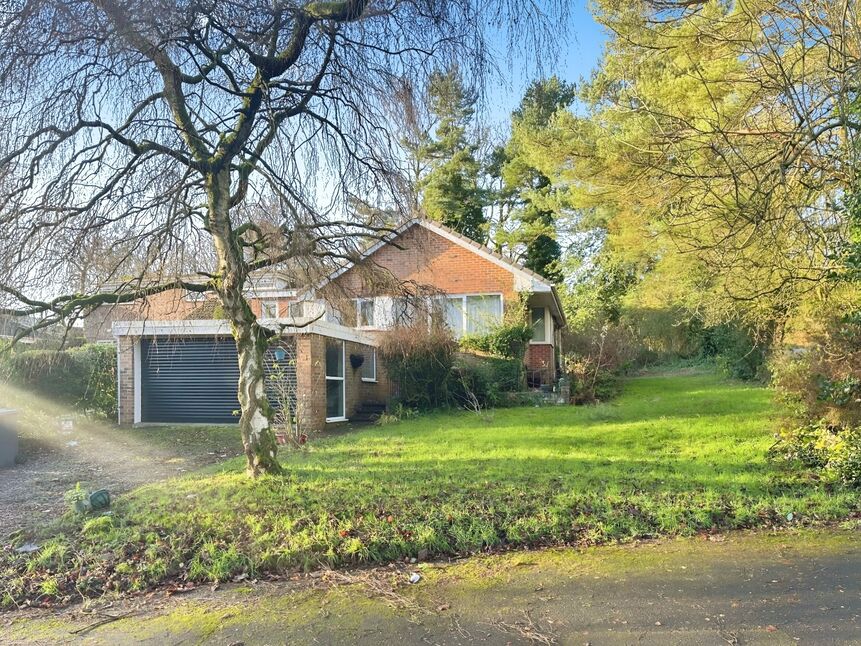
left=0, top=417, right=241, bottom=537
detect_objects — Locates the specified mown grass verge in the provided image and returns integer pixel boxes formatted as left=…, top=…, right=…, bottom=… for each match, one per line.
left=2, top=371, right=859, bottom=608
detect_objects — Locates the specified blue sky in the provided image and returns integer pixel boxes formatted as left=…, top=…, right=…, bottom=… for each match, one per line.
left=484, top=1, right=608, bottom=126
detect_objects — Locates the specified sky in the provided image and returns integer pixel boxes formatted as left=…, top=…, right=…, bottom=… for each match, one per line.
left=483, top=1, right=608, bottom=128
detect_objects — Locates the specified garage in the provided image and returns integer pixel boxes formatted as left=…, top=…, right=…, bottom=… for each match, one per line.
left=141, top=337, right=241, bottom=423
left=140, top=336, right=298, bottom=424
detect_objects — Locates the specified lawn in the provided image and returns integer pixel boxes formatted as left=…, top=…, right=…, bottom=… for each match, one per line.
left=2, top=370, right=859, bottom=607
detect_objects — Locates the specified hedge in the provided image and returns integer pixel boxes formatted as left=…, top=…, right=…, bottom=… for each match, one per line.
left=1, top=343, right=117, bottom=418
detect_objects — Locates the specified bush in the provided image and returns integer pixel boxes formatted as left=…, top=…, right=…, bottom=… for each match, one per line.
left=459, top=322, right=532, bottom=360
left=771, top=422, right=861, bottom=487
left=378, top=323, right=457, bottom=410
left=565, top=355, right=621, bottom=404
left=561, top=322, right=635, bottom=404
left=450, top=353, right=524, bottom=409
left=1, top=343, right=117, bottom=417
left=700, top=323, right=769, bottom=381
left=770, top=311, right=861, bottom=429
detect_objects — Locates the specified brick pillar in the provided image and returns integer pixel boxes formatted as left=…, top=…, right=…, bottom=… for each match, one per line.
left=526, top=343, right=554, bottom=387
left=117, top=336, right=136, bottom=425
left=295, top=334, right=326, bottom=432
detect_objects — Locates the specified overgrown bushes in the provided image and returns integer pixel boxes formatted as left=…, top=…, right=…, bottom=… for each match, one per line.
left=700, top=323, right=769, bottom=381
left=378, top=323, right=525, bottom=412
left=769, top=305, right=861, bottom=485
left=459, top=321, right=532, bottom=360
left=1, top=343, right=117, bottom=418
left=451, top=353, right=524, bottom=409
left=771, top=423, right=861, bottom=487
left=378, top=323, right=457, bottom=410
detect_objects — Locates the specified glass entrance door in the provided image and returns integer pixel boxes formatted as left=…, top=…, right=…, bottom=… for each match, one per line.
left=325, top=339, right=345, bottom=421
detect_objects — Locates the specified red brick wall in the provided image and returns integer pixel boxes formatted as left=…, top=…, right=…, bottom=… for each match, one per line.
left=85, top=290, right=204, bottom=341
left=295, top=334, right=326, bottom=432
left=526, top=343, right=554, bottom=386
left=329, top=224, right=518, bottom=302
left=117, top=336, right=135, bottom=425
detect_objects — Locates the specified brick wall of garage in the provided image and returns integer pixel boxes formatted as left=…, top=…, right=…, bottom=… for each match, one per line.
left=117, top=336, right=135, bottom=425
left=295, top=334, right=390, bottom=432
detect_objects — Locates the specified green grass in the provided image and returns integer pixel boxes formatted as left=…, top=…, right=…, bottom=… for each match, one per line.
left=2, top=371, right=859, bottom=607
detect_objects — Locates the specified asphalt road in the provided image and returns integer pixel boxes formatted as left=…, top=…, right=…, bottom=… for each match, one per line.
left=4, top=528, right=860, bottom=645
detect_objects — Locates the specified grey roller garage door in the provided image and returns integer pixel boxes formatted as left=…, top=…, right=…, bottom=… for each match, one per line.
left=141, top=336, right=298, bottom=424
left=141, top=337, right=240, bottom=423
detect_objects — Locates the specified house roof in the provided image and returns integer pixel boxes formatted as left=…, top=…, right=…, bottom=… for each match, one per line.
left=317, top=218, right=567, bottom=326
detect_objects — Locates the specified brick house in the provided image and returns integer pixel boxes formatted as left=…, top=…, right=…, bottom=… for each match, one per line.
left=108, top=218, right=565, bottom=430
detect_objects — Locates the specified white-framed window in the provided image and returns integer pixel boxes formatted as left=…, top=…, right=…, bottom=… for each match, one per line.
left=325, top=304, right=344, bottom=325
left=325, top=339, right=346, bottom=421
left=441, top=294, right=503, bottom=338
left=531, top=307, right=547, bottom=343
left=260, top=300, right=279, bottom=319
left=356, top=298, right=375, bottom=328
left=393, top=297, right=418, bottom=326
left=361, top=348, right=377, bottom=382
left=288, top=301, right=305, bottom=318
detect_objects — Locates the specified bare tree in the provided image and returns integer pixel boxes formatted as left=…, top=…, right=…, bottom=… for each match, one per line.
left=0, top=0, right=563, bottom=476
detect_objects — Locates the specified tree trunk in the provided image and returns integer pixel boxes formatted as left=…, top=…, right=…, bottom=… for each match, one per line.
left=207, top=171, right=282, bottom=477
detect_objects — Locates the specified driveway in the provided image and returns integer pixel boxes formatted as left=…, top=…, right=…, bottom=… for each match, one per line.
left=4, top=528, right=859, bottom=644
left=0, top=382, right=242, bottom=535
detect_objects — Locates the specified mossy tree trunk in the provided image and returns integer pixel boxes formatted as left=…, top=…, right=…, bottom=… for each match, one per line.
left=207, top=171, right=282, bottom=477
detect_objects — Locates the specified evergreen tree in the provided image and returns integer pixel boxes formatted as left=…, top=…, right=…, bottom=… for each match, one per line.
left=492, top=77, right=576, bottom=282
left=413, top=68, right=486, bottom=242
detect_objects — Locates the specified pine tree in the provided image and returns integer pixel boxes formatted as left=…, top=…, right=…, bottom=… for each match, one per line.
left=492, top=77, right=575, bottom=282
left=413, top=68, right=486, bottom=242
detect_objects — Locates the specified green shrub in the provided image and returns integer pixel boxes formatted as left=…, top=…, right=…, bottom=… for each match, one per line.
left=1, top=343, right=116, bottom=417
left=379, top=323, right=457, bottom=410
left=771, top=422, right=861, bottom=487
left=459, top=322, right=532, bottom=360
left=450, top=353, right=524, bottom=409
left=700, top=323, right=768, bottom=381
left=564, top=354, right=620, bottom=404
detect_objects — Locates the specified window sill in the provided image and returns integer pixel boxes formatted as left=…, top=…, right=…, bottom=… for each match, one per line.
left=326, top=416, right=348, bottom=423
left=529, top=340, right=553, bottom=345
left=361, top=378, right=378, bottom=383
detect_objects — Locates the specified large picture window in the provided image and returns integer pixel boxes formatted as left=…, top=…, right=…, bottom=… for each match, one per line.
left=445, top=297, right=465, bottom=335
left=466, top=295, right=503, bottom=335
left=325, top=340, right=345, bottom=421
left=440, top=294, right=503, bottom=337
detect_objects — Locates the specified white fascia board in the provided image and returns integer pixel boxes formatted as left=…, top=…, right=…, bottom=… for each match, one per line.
left=265, top=320, right=379, bottom=345
left=244, top=288, right=297, bottom=298
left=112, top=318, right=378, bottom=347
left=113, top=320, right=232, bottom=337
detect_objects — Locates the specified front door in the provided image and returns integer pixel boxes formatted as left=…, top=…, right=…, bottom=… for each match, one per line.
left=325, top=339, right=345, bottom=421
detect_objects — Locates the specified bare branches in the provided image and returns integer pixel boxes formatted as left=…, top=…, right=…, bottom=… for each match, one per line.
left=0, top=0, right=564, bottom=331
